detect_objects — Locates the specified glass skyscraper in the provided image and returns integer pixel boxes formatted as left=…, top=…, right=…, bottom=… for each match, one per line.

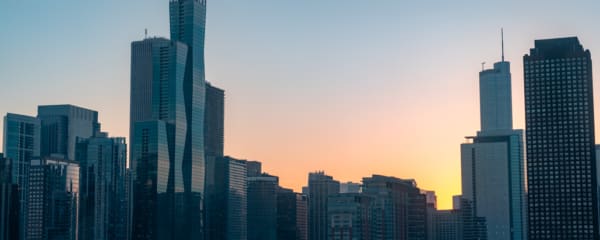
left=524, top=37, right=599, bottom=239
left=26, top=157, right=80, bottom=240
left=461, top=42, right=526, bottom=240
left=37, top=104, right=100, bottom=161
left=308, top=171, right=340, bottom=240
left=3, top=113, right=40, bottom=240
left=77, top=134, right=127, bottom=240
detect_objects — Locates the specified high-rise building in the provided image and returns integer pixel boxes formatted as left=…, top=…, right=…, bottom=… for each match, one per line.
left=431, top=210, right=462, bottom=240
left=37, top=104, right=100, bottom=160
left=130, top=120, right=172, bottom=239
left=129, top=36, right=194, bottom=239
left=204, top=156, right=247, bottom=240
left=362, top=175, right=427, bottom=240
left=168, top=1, right=208, bottom=236
left=204, top=82, right=224, bottom=158
left=76, top=134, right=127, bottom=240
left=327, top=193, right=373, bottom=240
left=130, top=0, right=209, bottom=237
left=247, top=174, right=278, bottom=240
left=461, top=32, right=526, bottom=240
left=524, top=37, right=599, bottom=239
left=27, top=157, right=80, bottom=240
left=0, top=154, right=20, bottom=240
left=277, top=187, right=299, bottom=240
left=296, top=193, right=308, bottom=240
left=3, top=113, right=40, bottom=240
left=308, top=171, right=340, bottom=240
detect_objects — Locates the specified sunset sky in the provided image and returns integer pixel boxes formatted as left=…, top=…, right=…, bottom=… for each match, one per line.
left=2, top=0, right=600, bottom=209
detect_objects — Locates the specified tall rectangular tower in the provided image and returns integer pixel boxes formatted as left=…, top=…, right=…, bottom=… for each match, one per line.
left=307, top=171, right=340, bottom=240
left=77, top=134, right=127, bottom=240
left=524, top=37, right=598, bottom=239
left=3, top=113, right=40, bottom=240
left=130, top=37, right=190, bottom=240
left=460, top=32, right=526, bottom=240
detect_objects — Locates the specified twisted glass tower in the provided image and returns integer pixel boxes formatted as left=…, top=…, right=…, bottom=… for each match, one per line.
left=130, top=0, right=207, bottom=239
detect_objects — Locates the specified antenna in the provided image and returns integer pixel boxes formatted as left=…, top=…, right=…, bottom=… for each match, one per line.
left=145, top=28, right=148, bottom=39
left=501, top=28, right=505, bottom=62
left=481, top=62, right=486, bottom=71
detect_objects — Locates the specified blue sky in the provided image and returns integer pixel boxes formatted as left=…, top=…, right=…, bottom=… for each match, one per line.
left=2, top=0, right=600, bottom=208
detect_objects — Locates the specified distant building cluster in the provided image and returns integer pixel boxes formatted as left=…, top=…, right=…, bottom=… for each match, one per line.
left=2, top=0, right=600, bottom=240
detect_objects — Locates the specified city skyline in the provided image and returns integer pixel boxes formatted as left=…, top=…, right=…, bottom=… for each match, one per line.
left=4, top=1, right=600, bottom=209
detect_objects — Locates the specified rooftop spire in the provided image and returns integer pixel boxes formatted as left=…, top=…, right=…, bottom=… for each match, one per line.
left=501, top=28, right=505, bottom=62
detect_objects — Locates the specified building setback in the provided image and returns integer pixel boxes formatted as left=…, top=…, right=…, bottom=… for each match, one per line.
left=460, top=33, right=526, bottom=240
left=26, top=157, right=79, bottom=240
left=524, top=37, right=599, bottom=239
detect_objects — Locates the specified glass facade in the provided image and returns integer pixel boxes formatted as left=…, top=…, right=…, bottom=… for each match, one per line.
left=524, top=37, right=599, bottom=239
left=3, top=113, right=40, bottom=240
left=247, top=174, right=278, bottom=240
left=27, top=157, right=80, bottom=240
left=77, top=135, right=127, bottom=240
left=308, top=172, right=340, bottom=240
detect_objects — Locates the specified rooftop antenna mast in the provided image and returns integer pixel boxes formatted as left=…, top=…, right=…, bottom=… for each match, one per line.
left=501, top=28, right=505, bottom=62
left=145, top=28, right=148, bottom=39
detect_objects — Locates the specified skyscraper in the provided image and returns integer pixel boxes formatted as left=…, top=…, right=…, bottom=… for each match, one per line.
left=204, top=156, right=247, bottom=240
left=26, top=157, right=80, bottom=240
left=362, top=175, right=427, bottom=240
left=37, top=104, right=101, bottom=161
left=296, top=193, right=308, bottom=240
left=130, top=37, right=189, bottom=239
left=327, top=193, right=373, bottom=239
left=524, top=37, right=599, bottom=239
left=247, top=174, right=278, bottom=240
left=204, top=82, right=225, bottom=158
left=460, top=32, right=526, bottom=240
left=168, top=2, right=208, bottom=237
left=77, top=134, right=127, bottom=240
left=3, top=113, right=40, bottom=240
left=0, top=154, right=20, bottom=240
left=308, top=171, right=340, bottom=240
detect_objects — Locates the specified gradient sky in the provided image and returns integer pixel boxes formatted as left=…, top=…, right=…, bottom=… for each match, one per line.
left=2, top=0, right=600, bottom=209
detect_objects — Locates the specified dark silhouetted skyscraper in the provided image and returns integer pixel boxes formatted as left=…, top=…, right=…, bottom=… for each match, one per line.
left=0, top=154, right=20, bottom=240
left=3, top=113, right=40, bottom=240
left=524, top=37, right=599, bottom=239
left=204, top=82, right=224, bottom=158
left=77, top=134, right=127, bottom=240
left=327, top=192, right=373, bottom=239
left=362, top=175, right=427, bottom=240
left=204, top=156, right=247, bottom=240
left=308, top=171, right=339, bottom=240
left=247, top=174, right=278, bottom=240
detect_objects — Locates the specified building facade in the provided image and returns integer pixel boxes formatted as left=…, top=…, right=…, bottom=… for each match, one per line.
left=327, top=193, right=373, bottom=240
left=308, top=171, right=340, bottom=240
left=362, top=175, right=427, bottom=240
left=461, top=42, right=526, bottom=240
left=204, top=82, right=224, bottom=158
left=204, top=156, right=247, bottom=240
left=3, top=113, right=40, bottom=240
left=26, top=157, right=79, bottom=240
left=37, top=104, right=100, bottom=161
left=247, top=174, right=278, bottom=240
left=524, top=37, right=599, bottom=239
left=0, top=154, right=20, bottom=240
left=77, top=134, right=128, bottom=240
